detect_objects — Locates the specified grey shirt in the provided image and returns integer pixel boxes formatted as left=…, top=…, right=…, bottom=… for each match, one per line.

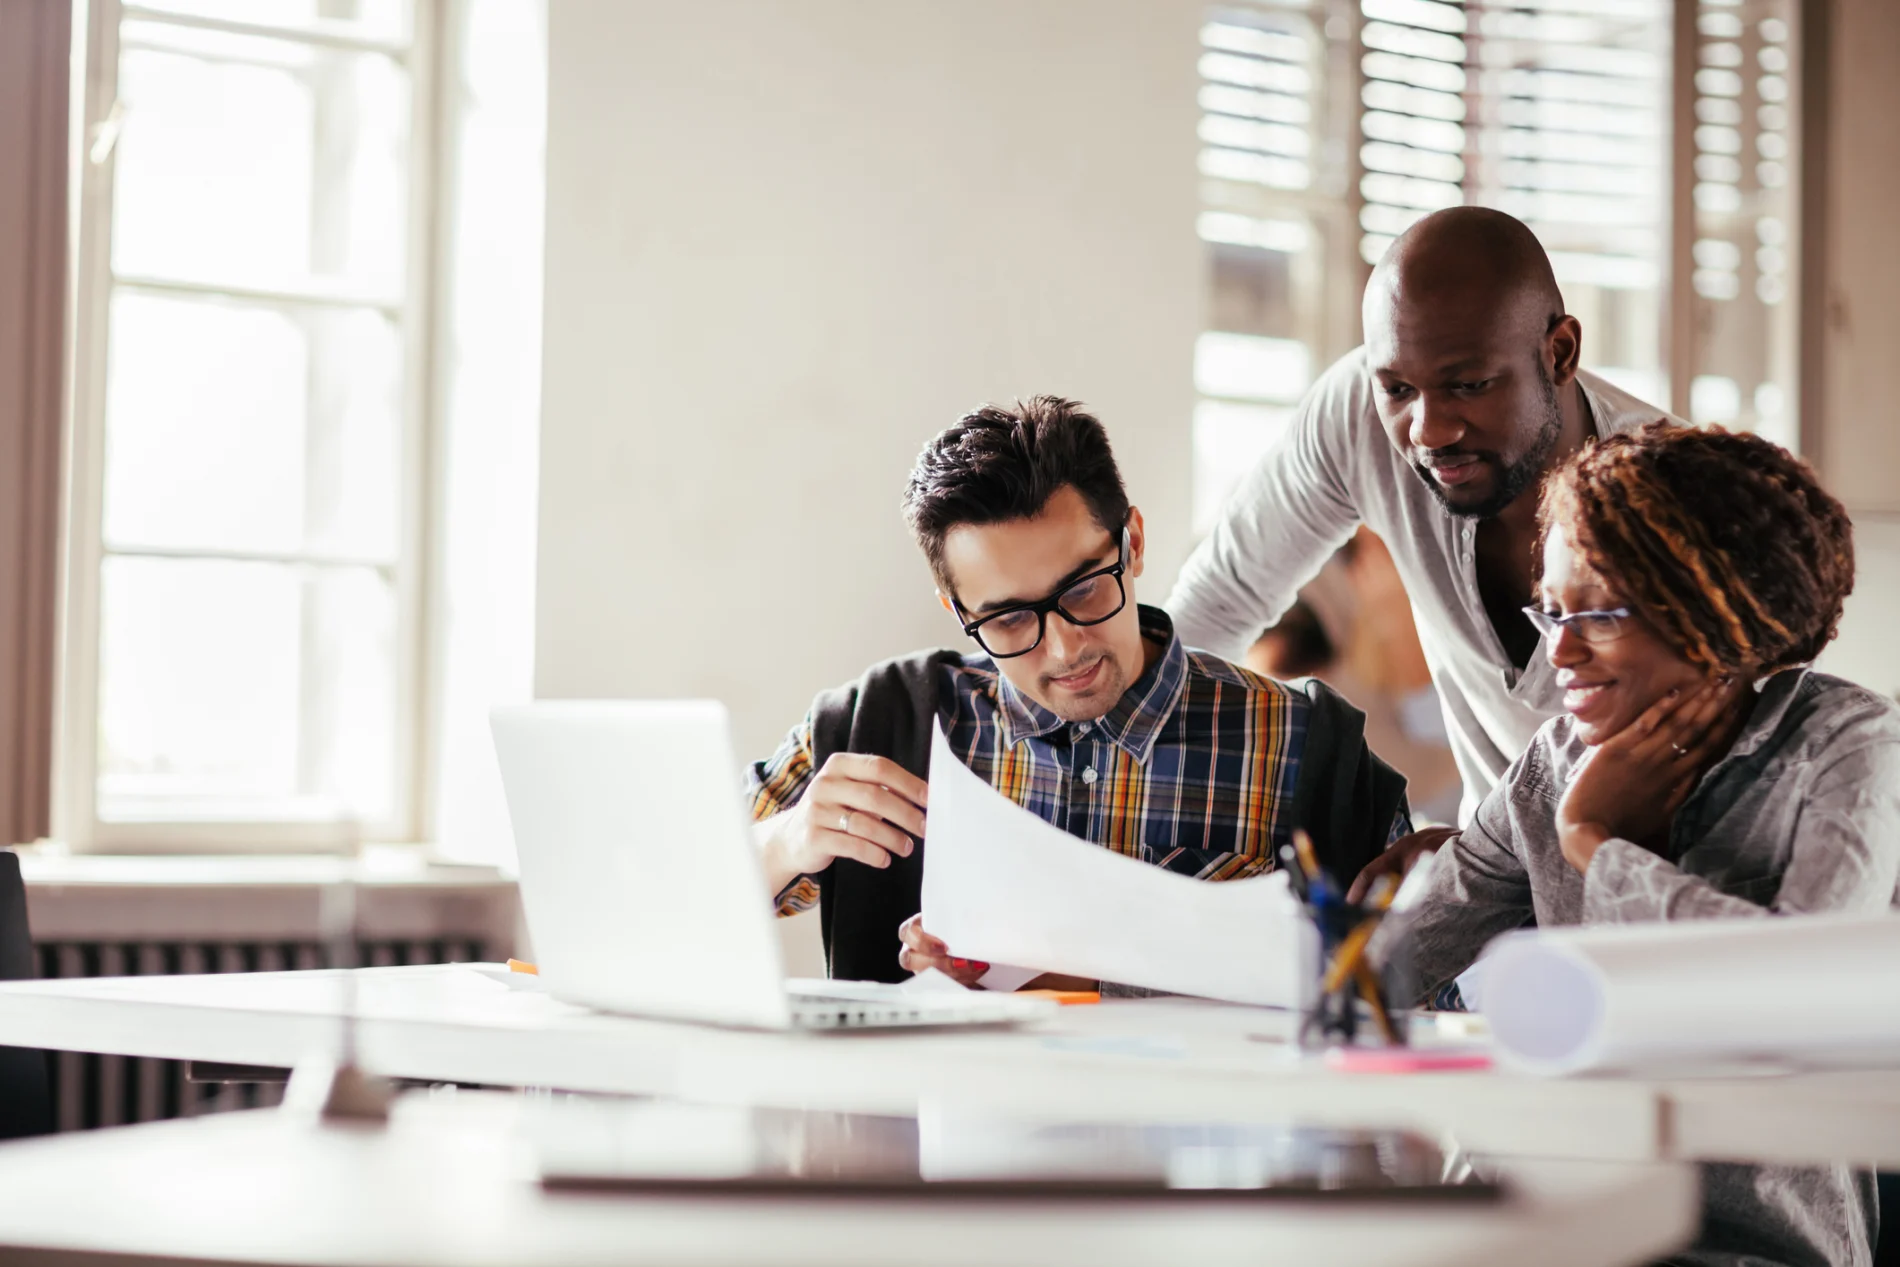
left=1410, top=668, right=1900, bottom=1267
left=1167, top=346, right=1680, bottom=821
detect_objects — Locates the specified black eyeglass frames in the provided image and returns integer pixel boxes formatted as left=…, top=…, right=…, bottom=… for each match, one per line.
left=953, top=528, right=1131, bottom=659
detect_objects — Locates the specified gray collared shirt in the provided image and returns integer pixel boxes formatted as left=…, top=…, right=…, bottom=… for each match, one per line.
left=1410, top=668, right=1900, bottom=1267
left=1167, top=346, right=1680, bottom=821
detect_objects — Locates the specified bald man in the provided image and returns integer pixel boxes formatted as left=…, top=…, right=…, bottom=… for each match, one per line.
left=1170, top=207, right=1683, bottom=821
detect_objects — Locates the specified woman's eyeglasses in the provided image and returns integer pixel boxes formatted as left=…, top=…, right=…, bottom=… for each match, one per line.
left=953, top=528, right=1130, bottom=659
left=1522, top=605, right=1635, bottom=645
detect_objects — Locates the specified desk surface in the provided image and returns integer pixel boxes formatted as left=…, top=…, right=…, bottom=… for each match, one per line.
left=0, top=964, right=1892, bottom=1168
left=0, top=1093, right=1697, bottom=1267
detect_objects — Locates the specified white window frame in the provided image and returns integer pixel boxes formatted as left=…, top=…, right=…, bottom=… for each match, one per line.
left=58, top=0, right=450, bottom=853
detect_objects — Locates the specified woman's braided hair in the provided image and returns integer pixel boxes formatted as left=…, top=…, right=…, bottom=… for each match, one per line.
left=1539, top=421, right=1855, bottom=675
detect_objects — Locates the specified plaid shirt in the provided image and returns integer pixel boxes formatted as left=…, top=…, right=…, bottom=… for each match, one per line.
left=748, top=605, right=1409, bottom=914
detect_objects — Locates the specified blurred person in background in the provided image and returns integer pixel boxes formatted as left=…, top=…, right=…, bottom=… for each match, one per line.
left=1247, top=527, right=1461, bottom=825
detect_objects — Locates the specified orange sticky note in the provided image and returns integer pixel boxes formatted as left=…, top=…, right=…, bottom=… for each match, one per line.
left=506, top=958, right=539, bottom=975
left=1019, top=989, right=1100, bottom=1005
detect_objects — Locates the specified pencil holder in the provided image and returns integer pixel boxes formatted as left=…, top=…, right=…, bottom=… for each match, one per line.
left=1280, top=832, right=1418, bottom=1050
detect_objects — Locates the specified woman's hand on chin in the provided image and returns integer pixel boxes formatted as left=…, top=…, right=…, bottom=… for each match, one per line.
left=1556, top=677, right=1747, bottom=873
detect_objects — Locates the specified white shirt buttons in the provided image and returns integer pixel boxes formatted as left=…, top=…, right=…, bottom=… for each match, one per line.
left=1081, top=767, right=1098, bottom=785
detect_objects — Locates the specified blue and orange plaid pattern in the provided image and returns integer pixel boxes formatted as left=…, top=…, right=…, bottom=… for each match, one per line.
left=747, top=606, right=1409, bottom=915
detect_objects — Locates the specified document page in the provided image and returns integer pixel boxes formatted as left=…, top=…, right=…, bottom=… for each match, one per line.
left=920, top=722, right=1315, bottom=1008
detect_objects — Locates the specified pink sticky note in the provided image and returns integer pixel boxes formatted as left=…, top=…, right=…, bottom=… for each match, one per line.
left=1323, top=1047, right=1494, bottom=1074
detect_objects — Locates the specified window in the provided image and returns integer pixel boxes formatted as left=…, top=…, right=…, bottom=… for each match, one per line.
left=1191, top=0, right=1803, bottom=527
left=1357, top=0, right=1672, bottom=406
left=62, top=0, right=544, bottom=853
left=1682, top=0, right=1799, bottom=448
left=1193, top=3, right=1356, bottom=530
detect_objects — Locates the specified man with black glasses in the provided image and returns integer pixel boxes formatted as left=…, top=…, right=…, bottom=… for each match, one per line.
left=748, top=396, right=1409, bottom=985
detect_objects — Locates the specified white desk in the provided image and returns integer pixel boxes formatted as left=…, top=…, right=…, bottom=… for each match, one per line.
left=0, top=1092, right=1698, bottom=1267
left=0, top=964, right=1669, bottom=1161
left=0, top=964, right=1893, bottom=1168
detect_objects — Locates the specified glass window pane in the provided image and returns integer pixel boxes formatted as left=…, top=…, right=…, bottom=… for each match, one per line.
left=97, top=557, right=397, bottom=823
left=123, top=0, right=411, bottom=45
left=303, top=307, right=406, bottom=559
left=112, top=28, right=409, bottom=297
left=103, top=293, right=306, bottom=553
left=1208, top=243, right=1300, bottom=341
left=301, top=566, right=400, bottom=823
left=98, top=557, right=301, bottom=810
left=102, top=292, right=403, bottom=560
left=1355, top=0, right=1670, bottom=403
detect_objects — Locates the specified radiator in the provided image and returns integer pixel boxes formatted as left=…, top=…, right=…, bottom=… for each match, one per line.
left=33, top=937, right=492, bottom=1132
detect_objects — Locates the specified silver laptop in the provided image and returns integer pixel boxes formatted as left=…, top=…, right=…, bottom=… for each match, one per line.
left=490, top=700, right=1050, bottom=1031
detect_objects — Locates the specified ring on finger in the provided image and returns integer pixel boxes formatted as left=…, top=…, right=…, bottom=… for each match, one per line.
left=1670, top=742, right=1688, bottom=756
left=838, top=810, right=853, bottom=835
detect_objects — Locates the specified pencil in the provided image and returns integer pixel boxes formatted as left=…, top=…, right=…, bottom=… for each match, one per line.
left=1354, top=963, right=1398, bottom=1045
left=1322, top=918, right=1380, bottom=995
left=1292, top=828, right=1322, bottom=883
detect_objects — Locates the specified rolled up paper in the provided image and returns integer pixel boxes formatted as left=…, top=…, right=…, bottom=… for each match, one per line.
left=1483, top=913, right=1900, bottom=1075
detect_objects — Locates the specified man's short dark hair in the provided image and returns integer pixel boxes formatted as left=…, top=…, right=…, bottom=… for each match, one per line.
left=902, top=396, right=1130, bottom=590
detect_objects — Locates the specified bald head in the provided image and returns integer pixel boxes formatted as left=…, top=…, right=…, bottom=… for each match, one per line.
left=1360, top=207, right=1587, bottom=522
left=1364, top=207, right=1564, bottom=345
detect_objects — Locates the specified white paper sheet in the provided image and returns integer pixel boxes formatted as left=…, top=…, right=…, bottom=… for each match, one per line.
left=899, top=967, right=973, bottom=996
left=974, top=963, right=1041, bottom=993
left=1482, top=913, right=1900, bottom=1075
left=920, top=721, right=1316, bottom=1008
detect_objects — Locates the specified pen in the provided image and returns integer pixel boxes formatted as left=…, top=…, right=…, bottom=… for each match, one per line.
left=1289, top=828, right=1339, bottom=906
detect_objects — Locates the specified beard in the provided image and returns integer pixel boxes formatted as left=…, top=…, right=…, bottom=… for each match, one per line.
left=1414, top=365, right=1565, bottom=520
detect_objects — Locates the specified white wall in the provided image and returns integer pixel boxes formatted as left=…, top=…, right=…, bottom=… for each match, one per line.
left=430, top=0, right=546, bottom=867
left=1823, top=520, right=1900, bottom=701
left=1812, top=0, right=1900, bottom=515
left=535, top=0, right=1201, bottom=767
left=1809, top=0, right=1900, bottom=699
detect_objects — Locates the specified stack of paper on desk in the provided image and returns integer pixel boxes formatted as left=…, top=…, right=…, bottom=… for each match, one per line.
left=1483, top=914, right=1900, bottom=1075
left=919, top=722, right=1316, bottom=1008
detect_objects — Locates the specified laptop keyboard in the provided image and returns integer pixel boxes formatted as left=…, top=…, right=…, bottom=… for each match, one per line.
left=785, top=987, right=1035, bottom=1030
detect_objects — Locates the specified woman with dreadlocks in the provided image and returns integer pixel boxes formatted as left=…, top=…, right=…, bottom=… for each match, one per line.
left=1382, top=420, right=1898, bottom=1267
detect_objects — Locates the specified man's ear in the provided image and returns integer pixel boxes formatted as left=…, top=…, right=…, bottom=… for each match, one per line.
left=1125, top=506, right=1148, bottom=580
left=1545, top=314, right=1583, bottom=388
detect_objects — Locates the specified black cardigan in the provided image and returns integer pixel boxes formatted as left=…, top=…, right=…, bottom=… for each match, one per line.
left=808, top=651, right=1408, bottom=983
